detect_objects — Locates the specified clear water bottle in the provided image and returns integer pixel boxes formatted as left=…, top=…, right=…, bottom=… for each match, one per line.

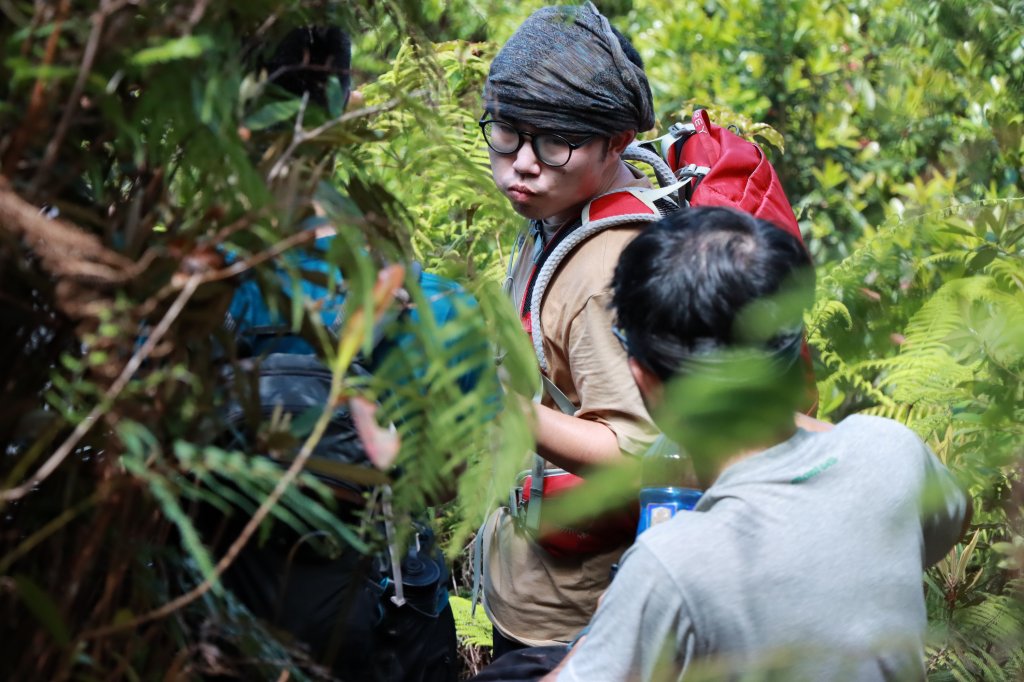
left=636, top=436, right=702, bottom=536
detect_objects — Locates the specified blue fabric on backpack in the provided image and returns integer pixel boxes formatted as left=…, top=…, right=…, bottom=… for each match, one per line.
left=225, top=237, right=343, bottom=355
left=226, top=237, right=481, bottom=396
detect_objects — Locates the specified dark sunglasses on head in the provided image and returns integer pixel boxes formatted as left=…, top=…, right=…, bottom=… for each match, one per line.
left=479, top=119, right=594, bottom=168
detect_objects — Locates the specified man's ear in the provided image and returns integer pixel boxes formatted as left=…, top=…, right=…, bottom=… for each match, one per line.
left=607, top=129, right=636, bottom=156
left=629, top=357, right=663, bottom=406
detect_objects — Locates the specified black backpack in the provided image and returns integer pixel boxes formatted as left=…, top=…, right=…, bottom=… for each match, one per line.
left=219, top=351, right=388, bottom=505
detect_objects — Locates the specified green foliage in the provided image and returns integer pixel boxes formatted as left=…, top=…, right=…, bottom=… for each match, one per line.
left=353, top=37, right=516, bottom=281
left=0, top=1, right=530, bottom=679
left=449, top=595, right=493, bottom=648
left=809, top=199, right=1024, bottom=678
left=2, top=0, right=1023, bottom=678
left=630, top=0, right=1024, bottom=262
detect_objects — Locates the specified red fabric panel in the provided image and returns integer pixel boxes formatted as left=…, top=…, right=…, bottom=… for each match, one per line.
left=587, top=191, right=657, bottom=222
left=521, top=310, right=533, bottom=335
left=521, top=470, right=583, bottom=503
left=679, top=111, right=803, bottom=242
left=522, top=471, right=639, bottom=558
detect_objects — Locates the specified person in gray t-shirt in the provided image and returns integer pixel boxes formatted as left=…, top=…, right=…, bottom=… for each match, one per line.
left=549, top=206, right=970, bottom=682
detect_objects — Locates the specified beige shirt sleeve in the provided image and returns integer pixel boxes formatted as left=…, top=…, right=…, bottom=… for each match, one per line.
left=540, top=227, right=659, bottom=458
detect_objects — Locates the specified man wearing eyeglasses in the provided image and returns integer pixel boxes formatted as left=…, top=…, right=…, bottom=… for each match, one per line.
left=477, top=2, right=662, bottom=656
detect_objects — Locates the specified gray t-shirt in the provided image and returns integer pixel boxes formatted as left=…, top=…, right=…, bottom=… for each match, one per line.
left=559, top=415, right=969, bottom=682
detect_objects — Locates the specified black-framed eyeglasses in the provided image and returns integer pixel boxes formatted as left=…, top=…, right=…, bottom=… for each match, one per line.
left=479, top=119, right=595, bottom=168
left=612, top=324, right=631, bottom=357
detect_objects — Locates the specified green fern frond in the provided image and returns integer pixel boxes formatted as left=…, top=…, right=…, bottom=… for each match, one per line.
left=448, top=595, right=493, bottom=648
left=819, top=357, right=900, bottom=411
left=918, top=251, right=971, bottom=269
left=806, top=298, right=853, bottom=341
left=859, top=403, right=911, bottom=422
left=987, top=261, right=1024, bottom=294
left=902, top=286, right=978, bottom=348
left=1005, top=645, right=1024, bottom=678
left=814, top=346, right=847, bottom=373
left=881, top=356, right=974, bottom=405
left=903, top=408, right=955, bottom=440
left=954, top=596, right=1024, bottom=649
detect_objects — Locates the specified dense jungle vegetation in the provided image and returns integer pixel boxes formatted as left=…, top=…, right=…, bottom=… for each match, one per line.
left=1, top=0, right=1022, bottom=679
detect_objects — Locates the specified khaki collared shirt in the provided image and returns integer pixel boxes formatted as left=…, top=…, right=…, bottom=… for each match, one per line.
left=483, top=167, right=660, bottom=645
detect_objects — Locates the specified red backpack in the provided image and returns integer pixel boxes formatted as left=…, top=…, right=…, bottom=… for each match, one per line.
left=652, top=109, right=801, bottom=236
left=515, top=110, right=812, bottom=557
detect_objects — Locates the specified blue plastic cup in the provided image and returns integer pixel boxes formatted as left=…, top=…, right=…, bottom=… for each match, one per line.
left=636, top=487, right=702, bottom=536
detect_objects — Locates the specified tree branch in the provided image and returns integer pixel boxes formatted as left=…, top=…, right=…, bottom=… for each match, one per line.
left=29, top=0, right=131, bottom=194
left=0, top=176, right=138, bottom=286
left=0, top=273, right=203, bottom=504
left=1, top=0, right=70, bottom=171
left=78, top=265, right=406, bottom=640
left=267, top=90, right=425, bottom=181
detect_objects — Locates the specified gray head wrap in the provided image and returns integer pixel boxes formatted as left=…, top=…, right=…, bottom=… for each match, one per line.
left=483, top=2, right=655, bottom=136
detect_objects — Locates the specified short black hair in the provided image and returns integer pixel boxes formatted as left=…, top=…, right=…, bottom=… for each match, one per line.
left=611, top=206, right=813, bottom=382
left=264, top=26, right=352, bottom=109
left=610, top=25, right=644, bottom=71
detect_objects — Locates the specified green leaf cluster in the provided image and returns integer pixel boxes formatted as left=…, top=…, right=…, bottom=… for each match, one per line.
left=2, top=0, right=1023, bottom=678
left=0, top=2, right=532, bottom=678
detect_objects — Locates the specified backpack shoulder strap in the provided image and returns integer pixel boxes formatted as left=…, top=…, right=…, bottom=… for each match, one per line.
left=527, top=182, right=679, bottom=373
left=541, top=373, right=576, bottom=415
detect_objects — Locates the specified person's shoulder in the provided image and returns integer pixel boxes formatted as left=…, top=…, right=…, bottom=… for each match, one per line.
left=570, top=222, right=647, bottom=260
left=824, top=414, right=935, bottom=479
left=550, top=222, right=648, bottom=296
left=631, top=512, right=721, bottom=580
left=831, top=414, right=926, bottom=449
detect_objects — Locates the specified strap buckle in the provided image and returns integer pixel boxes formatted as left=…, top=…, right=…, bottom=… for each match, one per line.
left=639, top=122, right=697, bottom=164
left=674, top=164, right=710, bottom=205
